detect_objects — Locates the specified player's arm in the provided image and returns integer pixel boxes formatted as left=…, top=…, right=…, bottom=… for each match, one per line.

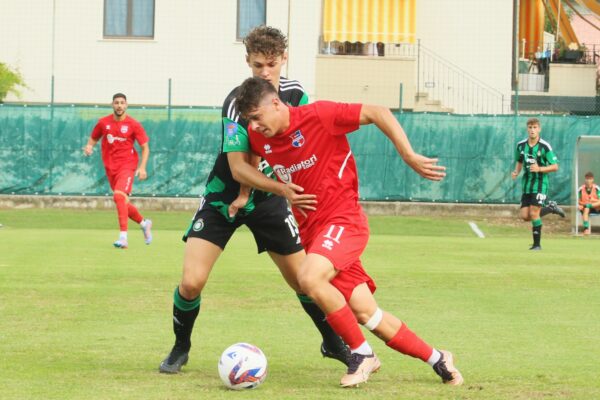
left=358, top=104, right=445, bottom=181
left=530, top=163, right=558, bottom=173
left=136, top=142, right=150, bottom=180
left=83, top=137, right=99, bottom=156
left=84, top=122, right=102, bottom=156
left=227, top=151, right=257, bottom=217
left=229, top=151, right=317, bottom=211
left=511, top=162, right=522, bottom=180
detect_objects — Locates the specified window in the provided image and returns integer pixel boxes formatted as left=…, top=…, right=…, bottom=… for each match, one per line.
left=237, top=0, right=266, bottom=40
left=104, top=0, right=155, bottom=39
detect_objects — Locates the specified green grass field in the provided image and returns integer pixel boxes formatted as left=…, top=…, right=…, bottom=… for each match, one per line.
left=1, top=209, right=599, bottom=399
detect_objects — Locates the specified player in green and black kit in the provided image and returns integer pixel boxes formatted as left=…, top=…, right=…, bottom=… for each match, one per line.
left=159, top=26, right=349, bottom=373
left=511, top=118, right=565, bottom=250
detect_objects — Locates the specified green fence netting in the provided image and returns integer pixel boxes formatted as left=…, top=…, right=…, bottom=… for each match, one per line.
left=2, top=104, right=600, bottom=204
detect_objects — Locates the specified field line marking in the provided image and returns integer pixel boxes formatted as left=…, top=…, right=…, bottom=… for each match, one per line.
left=468, top=221, right=485, bottom=238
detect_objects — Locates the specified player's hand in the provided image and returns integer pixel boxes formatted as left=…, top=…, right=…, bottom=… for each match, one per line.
left=280, top=183, right=317, bottom=211
left=511, top=170, right=519, bottom=180
left=83, top=145, right=93, bottom=156
left=135, top=168, right=148, bottom=180
left=228, top=195, right=249, bottom=218
left=529, top=162, right=540, bottom=172
left=404, top=153, right=446, bottom=181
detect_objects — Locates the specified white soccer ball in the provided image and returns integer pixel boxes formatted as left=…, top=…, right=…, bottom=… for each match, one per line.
left=218, top=342, right=268, bottom=390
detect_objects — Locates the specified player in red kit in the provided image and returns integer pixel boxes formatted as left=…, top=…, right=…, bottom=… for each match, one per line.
left=84, top=93, right=153, bottom=249
left=232, top=77, right=463, bottom=388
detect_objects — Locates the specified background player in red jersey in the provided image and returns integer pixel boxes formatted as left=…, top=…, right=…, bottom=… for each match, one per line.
left=84, top=93, right=152, bottom=249
left=232, top=77, right=463, bottom=388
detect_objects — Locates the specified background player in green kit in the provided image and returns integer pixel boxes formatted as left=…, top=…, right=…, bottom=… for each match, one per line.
left=159, top=26, right=348, bottom=373
left=511, top=118, right=565, bottom=250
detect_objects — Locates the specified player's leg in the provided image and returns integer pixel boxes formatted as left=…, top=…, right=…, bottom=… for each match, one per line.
left=112, top=190, right=129, bottom=248
left=268, top=250, right=350, bottom=365
left=529, top=204, right=543, bottom=250
left=582, top=207, right=591, bottom=234
left=519, top=194, right=532, bottom=222
left=114, top=169, right=153, bottom=244
left=297, top=253, right=379, bottom=387
left=247, top=195, right=349, bottom=365
left=159, top=206, right=236, bottom=373
left=541, top=200, right=565, bottom=218
left=126, top=201, right=152, bottom=244
left=348, top=283, right=463, bottom=386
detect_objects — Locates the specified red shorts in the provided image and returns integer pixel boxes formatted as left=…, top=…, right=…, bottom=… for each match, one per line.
left=306, top=212, right=376, bottom=301
left=106, top=169, right=135, bottom=194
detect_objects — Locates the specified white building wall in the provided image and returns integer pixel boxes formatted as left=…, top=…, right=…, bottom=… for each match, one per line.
left=416, top=0, right=513, bottom=109
left=0, top=0, right=511, bottom=110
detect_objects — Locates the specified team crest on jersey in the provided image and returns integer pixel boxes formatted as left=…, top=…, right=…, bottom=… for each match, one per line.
left=120, top=125, right=128, bottom=134
left=226, top=122, right=238, bottom=137
left=290, top=130, right=305, bottom=148
left=193, top=218, right=205, bottom=232
left=105, top=125, right=111, bottom=130
left=264, top=144, right=272, bottom=154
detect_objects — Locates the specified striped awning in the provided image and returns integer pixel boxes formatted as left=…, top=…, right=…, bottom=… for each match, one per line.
left=519, top=0, right=545, bottom=58
left=322, top=0, right=416, bottom=43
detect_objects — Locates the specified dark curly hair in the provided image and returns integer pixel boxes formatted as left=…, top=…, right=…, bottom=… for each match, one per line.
left=235, top=77, right=278, bottom=119
left=243, top=26, right=287, bottom=57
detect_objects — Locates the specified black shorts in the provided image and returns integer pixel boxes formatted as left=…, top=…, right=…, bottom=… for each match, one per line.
left=520, top=193, right=547, bottom=208
left=183, top=195, right=302, bottom=255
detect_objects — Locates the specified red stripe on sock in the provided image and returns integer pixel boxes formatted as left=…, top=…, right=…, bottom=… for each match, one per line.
left=113, top=194, right=129, bottom=231
left=325, top=304, right=365, bottom=350
left=385, top=323, right=433, bottom=362
left=127, top=203, right=143, bottom=224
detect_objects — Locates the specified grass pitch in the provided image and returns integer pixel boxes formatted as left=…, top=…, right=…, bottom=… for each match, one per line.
left=0, top=208, right=599, bottom=399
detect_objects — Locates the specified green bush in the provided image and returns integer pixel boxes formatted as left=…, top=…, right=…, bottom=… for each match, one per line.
left=0, top=63, right=27, bottom=102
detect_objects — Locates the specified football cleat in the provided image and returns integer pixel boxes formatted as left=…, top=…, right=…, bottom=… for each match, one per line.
left=141, top=219, right=153, bottom=245
left=321, top=342, right=351, bottom=366
left=432, top=350, right=464, bottom=386
left=159, top=346, right=189, bottom=374
left=529, top=245, right=542, bottom=251
left=113, top=239, right=128, bottom=249
left=547, top=201, right=565, bottom=218
left=340, top=352, right=381, bottom=388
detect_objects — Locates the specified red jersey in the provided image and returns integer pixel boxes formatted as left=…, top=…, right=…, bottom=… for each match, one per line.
left=248, top=101, right=363, bottom=242
left=91, top=114, right=149, bottom=174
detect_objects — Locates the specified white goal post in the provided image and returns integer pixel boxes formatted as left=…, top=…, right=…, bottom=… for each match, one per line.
left=573, top=136, right=600, bottom=235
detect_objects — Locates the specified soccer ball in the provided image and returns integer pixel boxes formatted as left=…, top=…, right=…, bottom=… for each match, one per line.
left=218, top=343, right=268, bottom=390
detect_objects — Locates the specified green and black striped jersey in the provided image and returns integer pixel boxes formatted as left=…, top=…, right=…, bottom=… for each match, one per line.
left=202, top=77, right=309, bottom=221
left=515, top=138, right=558, bottom=195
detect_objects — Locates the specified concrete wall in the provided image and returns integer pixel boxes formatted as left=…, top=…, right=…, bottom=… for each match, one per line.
left=416, top=0, right=513, bottom=107
left=314, top=55, right=415, bottom=109
left=549, top=64, right=597, bottom=97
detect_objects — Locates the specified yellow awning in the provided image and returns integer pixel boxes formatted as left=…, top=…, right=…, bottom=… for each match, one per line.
left=323, top=0, right=416, bottom=43
left=519, top=0, right=545, bottom=57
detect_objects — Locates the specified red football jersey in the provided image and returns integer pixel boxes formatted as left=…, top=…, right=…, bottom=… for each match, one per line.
left=248, top=101, right=363, bottom=241
left=91, top=115, right=149, bottom=173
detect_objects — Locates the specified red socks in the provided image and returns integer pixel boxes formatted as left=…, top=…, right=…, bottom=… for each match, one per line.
left=325, top=305, right=366, bottom=350
left=386, top=323, right=434, bottom=362
left=113, top=194, right=129, bottom=231
left=127, top=203, right=143, bottom=224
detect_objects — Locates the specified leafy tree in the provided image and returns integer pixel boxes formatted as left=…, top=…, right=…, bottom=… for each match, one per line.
left=0, top=63, right=27, bottom=103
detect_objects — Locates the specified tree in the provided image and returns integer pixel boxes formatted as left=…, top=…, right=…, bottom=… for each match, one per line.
left=0, top=63, right=27, bottom=103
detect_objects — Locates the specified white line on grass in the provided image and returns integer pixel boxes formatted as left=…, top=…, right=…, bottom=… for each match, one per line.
left=468, top=221, right=485, bottom=238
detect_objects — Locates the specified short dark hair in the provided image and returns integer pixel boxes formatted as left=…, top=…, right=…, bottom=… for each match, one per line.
left=585, top=171, right=594, bottom=178
left=243, top=25, right=287, bottom=58
left=526, top=117, right=540, bottom=127
left=112, top=93, right=127, bottom=101
left=236, top=77, right=278, bottom=119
